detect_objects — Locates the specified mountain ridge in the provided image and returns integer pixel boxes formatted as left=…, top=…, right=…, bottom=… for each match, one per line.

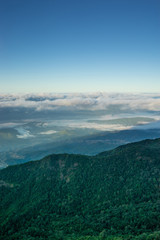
left=0, top=138, right=160, bottom=239
left=1, top=128, right=160, bottom=169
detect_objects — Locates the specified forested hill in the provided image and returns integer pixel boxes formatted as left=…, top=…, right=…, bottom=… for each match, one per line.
left=0, top=138, right=160, bottom=240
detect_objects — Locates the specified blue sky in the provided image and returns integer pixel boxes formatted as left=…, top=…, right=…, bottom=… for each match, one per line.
left=0, top=0, right=160, bottom=93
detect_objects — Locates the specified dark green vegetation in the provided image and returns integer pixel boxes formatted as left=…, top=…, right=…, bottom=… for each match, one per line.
left=0, top=138, right=160, bottom=239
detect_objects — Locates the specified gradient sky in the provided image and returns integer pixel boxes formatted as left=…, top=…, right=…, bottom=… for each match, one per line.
left=0, top=0, right=160, bottom=93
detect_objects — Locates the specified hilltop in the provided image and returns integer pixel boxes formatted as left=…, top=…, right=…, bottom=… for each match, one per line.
left=0, top=138, right=160, bottom=239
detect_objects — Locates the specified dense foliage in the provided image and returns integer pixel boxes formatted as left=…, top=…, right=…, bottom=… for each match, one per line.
left=0, top=138, right=160, bottom=239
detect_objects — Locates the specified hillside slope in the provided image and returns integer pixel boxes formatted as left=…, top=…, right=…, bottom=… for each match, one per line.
left=0, top=139, right=160, bottom=239
left=1, top=128, right=160, bottom=169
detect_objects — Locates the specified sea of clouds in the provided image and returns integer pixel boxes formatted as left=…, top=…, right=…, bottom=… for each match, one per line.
left=0, top=92, right=160, bottom=112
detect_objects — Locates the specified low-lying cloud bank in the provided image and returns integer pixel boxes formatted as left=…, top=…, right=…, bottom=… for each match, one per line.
left=0, top=93, right=160, bottom=112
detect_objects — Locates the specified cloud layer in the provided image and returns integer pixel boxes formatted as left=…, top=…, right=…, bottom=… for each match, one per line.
left=0, top=93, right=160, bottom=112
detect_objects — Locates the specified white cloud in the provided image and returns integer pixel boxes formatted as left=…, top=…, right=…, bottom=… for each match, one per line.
left=0, top=92, right=160, bottom=112
left=64, top=122, right=133, bottom=131
left=16, top=128, right=34, bottom=139
left=39, top=130, right=57, bottom=135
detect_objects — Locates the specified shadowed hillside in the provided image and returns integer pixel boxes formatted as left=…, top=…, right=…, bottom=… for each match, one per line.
left=1, top=128, right=160, bottom=168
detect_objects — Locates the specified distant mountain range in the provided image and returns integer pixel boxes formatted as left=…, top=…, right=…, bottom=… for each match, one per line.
left=1, top=127, right=160, bottom=168
left=0, top=138, right=160, bottom=239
